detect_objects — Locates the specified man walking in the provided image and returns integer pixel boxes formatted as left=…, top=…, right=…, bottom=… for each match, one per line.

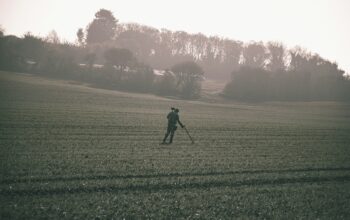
left=162, top=107, right=184, bottom=144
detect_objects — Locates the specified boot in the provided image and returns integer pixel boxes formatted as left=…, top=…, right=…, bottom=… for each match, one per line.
left=162, top=133, right=169, bottom=144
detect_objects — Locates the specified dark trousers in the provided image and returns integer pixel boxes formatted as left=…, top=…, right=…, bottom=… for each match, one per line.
left=163, top=125, right=177, bottom=143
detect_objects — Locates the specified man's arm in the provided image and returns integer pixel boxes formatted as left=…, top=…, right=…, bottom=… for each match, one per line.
left=177, top=115, right=185, bottom=128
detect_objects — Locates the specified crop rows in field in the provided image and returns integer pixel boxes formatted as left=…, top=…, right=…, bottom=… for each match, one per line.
left=1, top=166, right=350, bottom=197
left=1, top=71, right=350, bottom=219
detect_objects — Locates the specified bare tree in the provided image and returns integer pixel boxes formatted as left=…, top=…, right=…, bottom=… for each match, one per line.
left=76, top=28, right=85, bottom=46
left=266, top=42, right=286, bottom=72
left=45, top=30, right=60, bottom=44
left=242, top=42, right=268, bottom=68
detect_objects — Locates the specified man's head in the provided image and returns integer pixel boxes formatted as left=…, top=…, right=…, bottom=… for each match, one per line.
left=174, top=108, right=179, bottom=113
left=171, top=107, right=175, bottom=111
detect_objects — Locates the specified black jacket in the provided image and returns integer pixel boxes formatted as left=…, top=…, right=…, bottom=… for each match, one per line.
left=167, top=111, right=184, bottom=127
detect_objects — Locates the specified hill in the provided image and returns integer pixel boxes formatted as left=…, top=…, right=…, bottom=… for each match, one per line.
left=1, top=71, right=350, bottom=219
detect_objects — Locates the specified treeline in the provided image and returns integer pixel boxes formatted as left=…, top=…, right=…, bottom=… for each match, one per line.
left=77, top=9, right=349, bottom=101
left=113, top=25, right=350, bottom=101
left=0, top=9, right=349, bottom=101
left=0, top=30, right=203, bottom=99
left=224, top=48, right=350, bottom=101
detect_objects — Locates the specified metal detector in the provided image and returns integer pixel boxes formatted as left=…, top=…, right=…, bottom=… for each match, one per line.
left=183, top=126, right=195, bottom=144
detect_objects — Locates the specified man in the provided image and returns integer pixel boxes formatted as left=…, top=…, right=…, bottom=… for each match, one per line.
left=162, top=107, right=185, bottom=144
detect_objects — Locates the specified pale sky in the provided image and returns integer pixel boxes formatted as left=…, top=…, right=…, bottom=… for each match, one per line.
left=0, top=0, right=349, bottom=73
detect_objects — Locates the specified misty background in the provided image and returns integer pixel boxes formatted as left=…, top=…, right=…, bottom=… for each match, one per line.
left=0, top=3, right=349, bottom=101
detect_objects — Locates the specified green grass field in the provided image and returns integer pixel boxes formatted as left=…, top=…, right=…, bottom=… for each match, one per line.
left=1, top=71, right=350, bottom=219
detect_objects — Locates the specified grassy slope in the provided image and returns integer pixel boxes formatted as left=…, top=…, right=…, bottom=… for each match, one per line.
left=1, top=71, right=350, bottom=219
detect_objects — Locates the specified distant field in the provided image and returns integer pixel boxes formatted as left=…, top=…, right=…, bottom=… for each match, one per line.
left=1, top=71, right=350, bottom=219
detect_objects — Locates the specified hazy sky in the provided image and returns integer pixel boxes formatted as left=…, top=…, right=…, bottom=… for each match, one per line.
left=0, top=0, right=349, bottom=73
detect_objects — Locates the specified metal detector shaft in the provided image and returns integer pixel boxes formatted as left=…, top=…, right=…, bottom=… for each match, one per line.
left=183, top=126, right=195, bottom=144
